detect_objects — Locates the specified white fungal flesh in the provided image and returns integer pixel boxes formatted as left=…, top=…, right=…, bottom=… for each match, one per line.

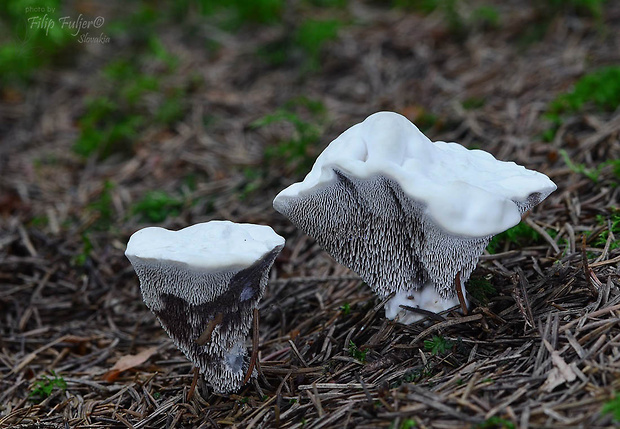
left=384, top=287, right=464, bottom=325
left=126, top=221, right=284, bottom=271
left=126, top=221, right=285, bottom=393
left=273, top=112, right=556, bottom=324
left=275, top=112, right=556, bottom=238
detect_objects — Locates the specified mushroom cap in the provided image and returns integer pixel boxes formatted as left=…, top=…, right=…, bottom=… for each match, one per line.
left=125, top=220, right=286, bottom=270
left=274, top=111, right=557, bottom=238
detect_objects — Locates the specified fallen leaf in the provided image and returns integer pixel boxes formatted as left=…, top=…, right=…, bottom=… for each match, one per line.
left=541, top=340, right=577, bottom=392
left=102, top=347, right=158, bottom=382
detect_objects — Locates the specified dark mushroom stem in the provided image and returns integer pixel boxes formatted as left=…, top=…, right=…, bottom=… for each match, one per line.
left=455, top=272, right=468, bottom=315
left=244, top=307, right=260, bottom=384
left=195, top=313, right=224, bottom=346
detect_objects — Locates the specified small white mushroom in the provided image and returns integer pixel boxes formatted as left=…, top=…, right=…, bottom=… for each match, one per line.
left=125, top=221, right=284, bottom=393
left=273, top=112, right=556, bottom=324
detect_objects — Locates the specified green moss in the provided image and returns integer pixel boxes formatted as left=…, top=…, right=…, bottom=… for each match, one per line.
left=549, top=66, right=620, bottom=115
left=610, top=160, right=620, bottom=183
left=305, top=0, right=347, bottom=7
left=257, top=38, right=290, bottom=66
left=487, top=223, right=541, bottom=254
left=560, top=150, right=620, bottom=184
left=393, top=0, right=441, bottom=14
left=560, top=149, right=605, bottom=183
left=471, top=6, right=500, bottom=29
left=74, top=113, right=144, bottom=158
left=87, top=181, right=116, bottom=231
left=0, top=0, right=72, bottom=87
left=231, top=0, right=284, bottom=24
left=295, top=19, right=342, bottom=69
left=148, top=36, right=179, bottom=70
left=103, top=60, right=135, bottom=82
left=29, top=216, right=49, bottom=228
left=462, top=97, right=486, bottom=110
left=348, top=341, right=368, bottom=363
left=196, top=0, right=284, bottom=27
left=414, top=109, right=438, bottom=132
left=398, top=419, right=418, bottom=429
left=155, top=89, right=186, bottom=126
left=602, top=391, right=620, bottom=422
left=467, top=277, right=497, bottom=305
left=399, top=364, right=434, bottom=385
left=424, top=335, right=452, bottom=356
left=251, top=98, right=327, bottom=174
left=72, top=234, right=93, bottom=267
left=544, top=66, right=620, bottom=141
left=393, top=0, right=500, bottom=35
left=547, top=0, right=607, bottom=18
left=594, top=208, right=620, bottom=250
left=132, top=191, right=184, bottom=223
left=74, top=42, right=186, bottom=159
left=474, top=417, right=515, bottom=429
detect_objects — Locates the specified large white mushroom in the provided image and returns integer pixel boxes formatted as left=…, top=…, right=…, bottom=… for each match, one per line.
left=273, top=112, right=556, bottom=324
left=125, top=221, right=284, bottom=393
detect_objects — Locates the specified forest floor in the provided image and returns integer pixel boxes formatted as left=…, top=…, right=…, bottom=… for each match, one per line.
left=1, top=0, right=620, bottom=427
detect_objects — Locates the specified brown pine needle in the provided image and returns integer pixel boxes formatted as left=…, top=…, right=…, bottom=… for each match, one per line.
left=581, top=235, right=598, bottom=297
left=196, top=313, right=223, bottom=346
left=187, top=366, right=200, bottom=401
left=244, top=307, right=260, bottom=384
left=455, top=272, right=468, bottom=315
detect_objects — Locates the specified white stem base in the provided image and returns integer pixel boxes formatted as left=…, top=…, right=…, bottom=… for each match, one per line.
left=384, top=285, right=468, bottom=324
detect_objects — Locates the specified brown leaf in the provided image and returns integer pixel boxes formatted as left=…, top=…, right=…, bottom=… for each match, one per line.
left=102, top=347, right=158, bottom=382
left=541, top=340, right=577, bottom=392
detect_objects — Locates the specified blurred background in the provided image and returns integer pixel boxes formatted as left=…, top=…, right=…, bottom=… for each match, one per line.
left=1, top=0, right=618, bottom=239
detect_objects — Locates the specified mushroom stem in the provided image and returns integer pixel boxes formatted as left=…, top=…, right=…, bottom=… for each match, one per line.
left=455, top=272, right=468, bottom=315
left=243, top=307, right=260, bottom=384
left=195, top=313, right=224, bottom=346
left=399, top=304, right=446, bottom=322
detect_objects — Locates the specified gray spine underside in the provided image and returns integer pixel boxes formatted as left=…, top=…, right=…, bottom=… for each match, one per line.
left=276, top=171, right=541, bottom=299
left=130, top=246, right=282, bottom=393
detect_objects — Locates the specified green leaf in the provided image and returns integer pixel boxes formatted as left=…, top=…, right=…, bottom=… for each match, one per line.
left=602, top=392, right=620, bottom=421
left=423, top=335, right=452, bottom=356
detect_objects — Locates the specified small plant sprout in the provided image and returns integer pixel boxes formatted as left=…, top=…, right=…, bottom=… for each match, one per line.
left=424, top=335, right=452, bottom=356
left=601, top=391, right=620, bottom=422
left=273, top=112, right=556, bottom=324
left=348, top=341, right=368, bottom=363
left=125, top=221, right=284, bottom=393
left=29, top=371, right=67, bottom=402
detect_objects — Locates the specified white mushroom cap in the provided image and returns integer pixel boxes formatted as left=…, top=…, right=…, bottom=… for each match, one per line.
left=273, top=112, right=556, bottom=323
left=275, top=111, right=556, bottom=238
left=126, top=221, right=285, bottom=393
left=126, top=220, right=285, bottom=272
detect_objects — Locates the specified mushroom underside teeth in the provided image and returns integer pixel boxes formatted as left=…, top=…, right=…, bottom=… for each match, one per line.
left=129, top=244, right=283, bottom=394
left=152, top=291, right=254, bottom=393
left=275, top=172, right=490, bottom=301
